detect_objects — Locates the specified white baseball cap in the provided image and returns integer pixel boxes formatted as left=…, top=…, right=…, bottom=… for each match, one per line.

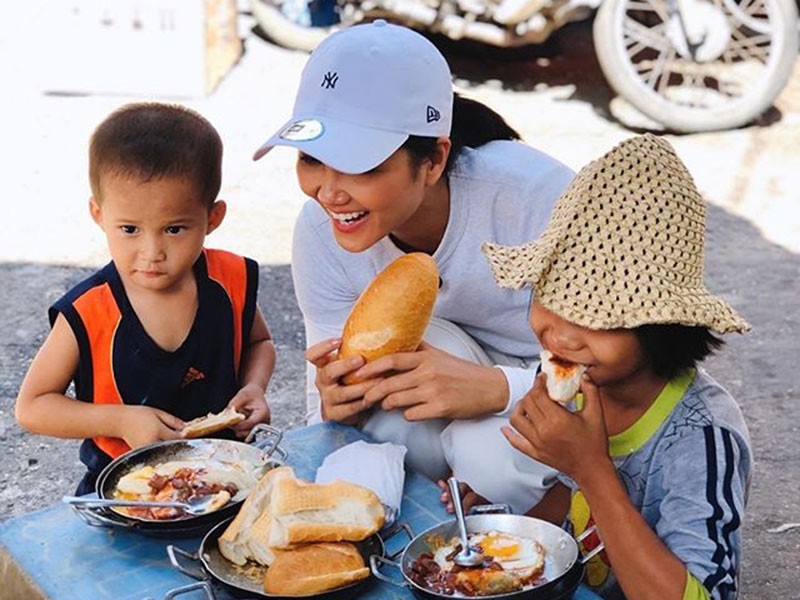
left=253, top=20, right=453, bottom=174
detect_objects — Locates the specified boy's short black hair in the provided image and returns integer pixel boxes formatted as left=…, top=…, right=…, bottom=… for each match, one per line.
left=89, top=102, right=222, bottom=208
left=635, top=324, right=724, bottom=379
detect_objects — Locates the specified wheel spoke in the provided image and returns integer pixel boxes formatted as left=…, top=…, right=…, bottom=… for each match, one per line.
left=623, top=17, right=670, bottom=52
left=656, top=48, right=679, bottom=95
left=725, top=29, right=771, bottom=62
left=626, top=0, right=672, bottom=22
left=645, top=47, right=669, bottom=88
left=721, top=0, right=773, bottom=33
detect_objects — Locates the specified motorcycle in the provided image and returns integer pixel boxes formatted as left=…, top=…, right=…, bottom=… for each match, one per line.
left=249, top=0, right=798, bottom=133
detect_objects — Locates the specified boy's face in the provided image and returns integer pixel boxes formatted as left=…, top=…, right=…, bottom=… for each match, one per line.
left=529, top=300, right=649, bottom=388
left=90, top=174, right=225, bottom=294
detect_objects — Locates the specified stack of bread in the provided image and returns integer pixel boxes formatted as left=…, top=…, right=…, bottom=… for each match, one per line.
left=218, top=465, right=385, bottom=596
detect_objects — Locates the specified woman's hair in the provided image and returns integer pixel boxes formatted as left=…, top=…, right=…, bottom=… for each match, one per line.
left=403, top=93, right=521, bottom=173
left=89, top=102, right=223, bottom=208
left=635, top=324, right=724, bottom=379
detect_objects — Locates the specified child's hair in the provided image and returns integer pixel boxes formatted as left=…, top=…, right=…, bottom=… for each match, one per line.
left=89, top=102, right=223, bottom=208
left=635, top=324, right=724, bottom=379
left=404, top=93, right=521, bottom=173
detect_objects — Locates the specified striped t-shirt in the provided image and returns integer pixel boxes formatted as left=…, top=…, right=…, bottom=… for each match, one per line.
left=560, top=369, right=751, bottom=600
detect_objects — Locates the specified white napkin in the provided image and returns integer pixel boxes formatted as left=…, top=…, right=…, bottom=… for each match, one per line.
left=315, top=440, right=407, bottom=517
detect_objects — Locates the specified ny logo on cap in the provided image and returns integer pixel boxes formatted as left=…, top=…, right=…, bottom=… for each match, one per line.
left=426, top=105, right=441, bottom=123
left=321, top=71, right=339, bottom=89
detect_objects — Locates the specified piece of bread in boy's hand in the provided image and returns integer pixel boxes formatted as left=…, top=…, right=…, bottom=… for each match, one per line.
left=540, top=350, right=587, bottom=403
left=180, top=408, right=245, bottom=438
left=337, top=253, right=439, bottom=385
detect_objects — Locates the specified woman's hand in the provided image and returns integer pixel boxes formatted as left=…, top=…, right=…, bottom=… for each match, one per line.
left=356, top=342, right=508, bottom=421
left=502, top=373, right=611, bottom=483
left=227, top=383, right=270, bottom=438
left=119, top=405, right=185, bottom=449
left=306, top=338, right=383, bottom=424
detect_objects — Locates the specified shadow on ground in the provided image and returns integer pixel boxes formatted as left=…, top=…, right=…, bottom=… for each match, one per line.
left=0, top=206, right=797, bottom=599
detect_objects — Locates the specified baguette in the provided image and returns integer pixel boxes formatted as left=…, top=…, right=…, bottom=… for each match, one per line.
left=338, top=253, right=439, bottom=384
left=268, top=477, right=385, bottom=548
left=218, top=465, right=295, bottom=565
left=540, top=350, right=587, bottom=403
left=263, top=542, right=369, bottom=596
left=180, top=408, right=245, bottom=438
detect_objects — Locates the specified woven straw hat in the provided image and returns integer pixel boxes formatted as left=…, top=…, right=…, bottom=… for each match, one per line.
left=482, top=134, right=749, bottom=334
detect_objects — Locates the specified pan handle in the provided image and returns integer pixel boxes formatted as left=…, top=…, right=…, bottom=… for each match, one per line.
left=163, top=581, right=215, bottom=600
left=379, top=522, right=414, bottom=560
left=245, top=423, right=286, bottom=460
left=370, top=554, right=410, bottom=588
left=575, top=524, right=606, bottom=564
left=468, top=503, right=512, bottom=515
left=70, top=504, right=134, bottom=529
left=167, top=545, right=207, bottom=582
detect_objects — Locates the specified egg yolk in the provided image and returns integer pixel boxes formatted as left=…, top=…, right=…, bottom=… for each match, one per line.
left=479, top=534, right=520, bottom=559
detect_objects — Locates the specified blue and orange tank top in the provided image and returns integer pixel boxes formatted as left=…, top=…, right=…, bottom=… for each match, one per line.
left=49, top=249, right=259, bottom=475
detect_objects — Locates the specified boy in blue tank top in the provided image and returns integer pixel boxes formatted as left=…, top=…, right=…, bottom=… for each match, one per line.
left=15, top=103, right=276, bottom=494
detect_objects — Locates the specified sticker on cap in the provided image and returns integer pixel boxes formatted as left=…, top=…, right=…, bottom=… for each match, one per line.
left=280, top=119, right=324, bottom=142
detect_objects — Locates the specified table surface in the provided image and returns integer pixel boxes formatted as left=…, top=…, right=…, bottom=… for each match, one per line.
left=0, top=422, right=600, bottom=600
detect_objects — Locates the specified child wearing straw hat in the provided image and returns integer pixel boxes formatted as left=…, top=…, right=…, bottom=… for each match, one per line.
left=483, top=134, right=751, bottom=600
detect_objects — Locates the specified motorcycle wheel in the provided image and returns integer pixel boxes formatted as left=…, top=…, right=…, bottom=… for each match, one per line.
left=249, top=0, right=338, bottom=52
left=593, top=0, right=799, bottom=132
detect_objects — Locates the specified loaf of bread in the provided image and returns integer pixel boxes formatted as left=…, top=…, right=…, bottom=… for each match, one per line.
left=268, top=476, right=385, bottom=548
left=263, top=542, right=369, bottom=596
left=218, top=465, right=295, bottom=565
left=338, top=253, right=439, bottom=384
left=180, top=408, right=245, bottom=438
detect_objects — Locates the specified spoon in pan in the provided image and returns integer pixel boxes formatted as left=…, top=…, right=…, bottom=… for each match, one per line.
left=447, top=477, right=485, bottom=567
left=62, top=492, right=229, bottom=516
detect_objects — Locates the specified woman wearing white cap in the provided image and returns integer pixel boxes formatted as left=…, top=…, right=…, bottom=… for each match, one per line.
left=254, top=20, right=574, bottom=512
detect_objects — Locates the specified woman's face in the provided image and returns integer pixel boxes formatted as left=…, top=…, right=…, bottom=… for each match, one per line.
left=529, top=301, right=648, bottom=388
left=295, top=147, right=436, bottom=253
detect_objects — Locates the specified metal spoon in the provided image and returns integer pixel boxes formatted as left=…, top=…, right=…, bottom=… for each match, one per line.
left=447, top=477, right=485, bottom=567
left=62, top=493, right=226, bottom=516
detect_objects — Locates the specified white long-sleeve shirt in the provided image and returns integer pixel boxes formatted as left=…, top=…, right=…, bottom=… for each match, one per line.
left=291, top=140, right=575, bottom=422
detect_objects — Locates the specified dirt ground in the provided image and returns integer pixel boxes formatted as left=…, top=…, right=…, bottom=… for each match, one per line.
left=1, top=4, right=798, bottom=599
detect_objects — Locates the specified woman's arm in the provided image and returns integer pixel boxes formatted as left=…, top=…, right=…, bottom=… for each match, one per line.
left=355, top=341, right=510, bottom=420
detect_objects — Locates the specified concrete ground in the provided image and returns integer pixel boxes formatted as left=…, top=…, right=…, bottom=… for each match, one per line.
left=1, top=4, right=798, bottom=599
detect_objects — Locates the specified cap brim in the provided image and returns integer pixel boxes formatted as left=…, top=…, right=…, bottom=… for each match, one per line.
left=252, top=116, right=409, bottom=175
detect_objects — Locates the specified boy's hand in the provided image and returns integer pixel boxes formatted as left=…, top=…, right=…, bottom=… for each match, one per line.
left=227, top=384, right=270, bottom=438
left=502, top=373, right=610, bottom=482
left=120, top=406, right=185, bottom=448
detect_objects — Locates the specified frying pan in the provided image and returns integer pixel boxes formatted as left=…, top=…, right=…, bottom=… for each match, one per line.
left=165, top=516, right=413, bottom=599
left=70, top=424, right=286, bottom=537
left=371, top=512, right=600, bottom=600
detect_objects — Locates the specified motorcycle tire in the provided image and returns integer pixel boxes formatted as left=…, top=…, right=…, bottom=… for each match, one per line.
left=593, top=0, right=799, bottom=132
left=250, top=0, right=337, bottom=52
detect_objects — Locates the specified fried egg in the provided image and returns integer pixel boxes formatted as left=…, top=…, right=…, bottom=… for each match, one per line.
left=433, top=531, right=545, bottom=579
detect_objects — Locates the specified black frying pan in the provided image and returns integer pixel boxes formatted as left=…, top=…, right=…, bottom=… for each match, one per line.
left=166, top=516, right=412, bottom=599
left=71, top=424, right=286, bottom=537
left=371, top=513, right=592, bottom=600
